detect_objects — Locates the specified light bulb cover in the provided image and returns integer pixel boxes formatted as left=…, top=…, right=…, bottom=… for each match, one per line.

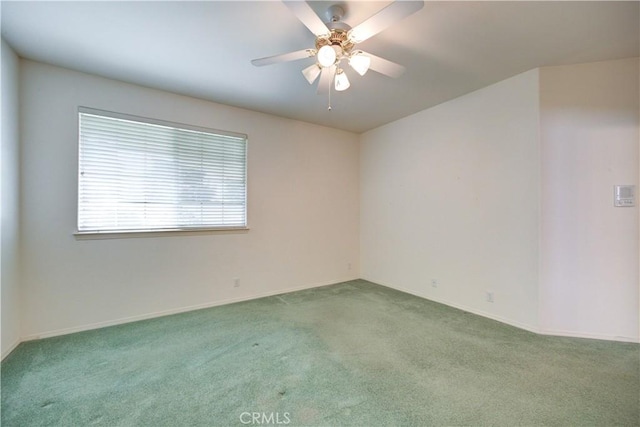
left=302, top=63, right=321, bottom=84
left=334, top=69, right=350, bottom=91
left=349, top=52, right=371, bottom=76
left=317, top=45, right=337, bottom=68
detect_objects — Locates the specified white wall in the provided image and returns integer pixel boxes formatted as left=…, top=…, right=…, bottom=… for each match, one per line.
left=360, top=70, right=541, bottom=331
left=1, top=39, right=22, bottom=358
left=19, top=60, right=360, bottom=339
left=539, top=58, right=639, bottom=341
left=12, top=56, right=639, bottom=345
left=360, top=59, right=639, bottom=342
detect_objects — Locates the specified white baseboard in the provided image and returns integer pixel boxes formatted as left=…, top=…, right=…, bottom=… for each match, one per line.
left=536, top=328, right=639, bottom=343
left=20, top=276, right=358, bottom=342
left=366, top=278, right=539, bottom=334
left=14, top=276, right=640, bottom=347
left=1, top=338, right=21, bottom=361
left=364, top=277, right=640, bottom=344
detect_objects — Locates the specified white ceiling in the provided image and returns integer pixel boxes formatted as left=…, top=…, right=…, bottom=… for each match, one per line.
left=2, top=1, right=638, bottom=133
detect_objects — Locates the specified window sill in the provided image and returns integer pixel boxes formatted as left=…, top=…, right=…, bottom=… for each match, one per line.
left=74, top=227, right=250, bottom=240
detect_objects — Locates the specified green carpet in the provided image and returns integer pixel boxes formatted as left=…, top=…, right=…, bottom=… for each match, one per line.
left=2, top=280, right=639, bottom=426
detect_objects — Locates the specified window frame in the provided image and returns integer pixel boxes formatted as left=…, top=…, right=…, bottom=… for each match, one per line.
left=75, top=107, right=249, bottom=237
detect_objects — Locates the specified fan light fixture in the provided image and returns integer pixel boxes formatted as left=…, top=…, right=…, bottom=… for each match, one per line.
left=334, top=69, right=350, bottom=91
left=251, top=1, right=424, bottom=105
left=349, top=52, right=371, bottom=76
left=302, top=63, right=321, bottom=84
left=317, top=45, right=337, bottom=67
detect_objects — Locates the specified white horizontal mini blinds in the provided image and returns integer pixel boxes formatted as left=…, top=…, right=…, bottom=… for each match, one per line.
left=78, top=108, right=247, bottom=233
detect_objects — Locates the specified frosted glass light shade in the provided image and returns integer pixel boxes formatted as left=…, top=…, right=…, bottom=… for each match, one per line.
left=334, top=69, right=350, bottom=91
left=302, top=64, right=321, bottom=84
left=349, top=53, right=371, bottom=76
left=317, top=45, right=337, bottom=68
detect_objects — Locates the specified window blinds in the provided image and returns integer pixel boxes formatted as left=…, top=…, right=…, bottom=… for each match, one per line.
left=78, top=108, right=247, bottom=233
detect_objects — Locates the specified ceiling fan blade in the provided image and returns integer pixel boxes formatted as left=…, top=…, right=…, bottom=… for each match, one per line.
left=251, top=49, right=315, bottom=67
left=361, top=52, right=406, bottom=78
left=283, top=1, right=330, bottom=37
left=348, top=0, right=424, bottom=43
left=317, top=65, right=336, bottom=95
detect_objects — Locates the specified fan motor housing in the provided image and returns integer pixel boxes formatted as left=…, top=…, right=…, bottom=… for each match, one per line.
left=315, top=29, right=355, bottom=56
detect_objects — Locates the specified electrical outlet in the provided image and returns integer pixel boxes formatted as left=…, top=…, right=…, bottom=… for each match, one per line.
left=485, top=291, right=494, bottom=303
left=431, top=279, right=438, bottom=288
left=233, top=278, right=240, bottom=288
left=347, top=262, right=352, bottom=271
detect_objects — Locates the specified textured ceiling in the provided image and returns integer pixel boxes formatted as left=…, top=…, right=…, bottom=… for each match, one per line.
left=2, top=1, right=638, bottom=133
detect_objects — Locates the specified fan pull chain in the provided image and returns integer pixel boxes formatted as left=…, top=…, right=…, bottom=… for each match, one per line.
left=327, top=80, right=332, bottom=111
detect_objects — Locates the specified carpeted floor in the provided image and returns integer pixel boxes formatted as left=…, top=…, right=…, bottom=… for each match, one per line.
left=2, top=280, right=639, bottom=426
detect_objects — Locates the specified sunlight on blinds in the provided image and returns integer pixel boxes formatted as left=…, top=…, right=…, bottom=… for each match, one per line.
left=78, top=109, right=247, bottom=233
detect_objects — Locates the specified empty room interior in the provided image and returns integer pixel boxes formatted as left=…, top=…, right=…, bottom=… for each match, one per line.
left=1, top=1, right=639, bottom=426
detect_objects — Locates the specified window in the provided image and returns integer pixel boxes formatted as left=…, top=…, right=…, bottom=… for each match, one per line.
left=77, top=108, right=247, bottom=234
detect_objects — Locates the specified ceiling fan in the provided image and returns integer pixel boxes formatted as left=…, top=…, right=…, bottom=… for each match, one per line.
left=251, top=1, right=424, bottom=98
